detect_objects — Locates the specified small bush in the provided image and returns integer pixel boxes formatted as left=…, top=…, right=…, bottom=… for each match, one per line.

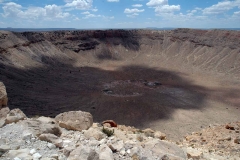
left=102, top=127, right=114, bottom=137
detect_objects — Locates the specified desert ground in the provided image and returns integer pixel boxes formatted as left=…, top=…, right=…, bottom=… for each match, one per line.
left=0, top=29, right=240, bottom=140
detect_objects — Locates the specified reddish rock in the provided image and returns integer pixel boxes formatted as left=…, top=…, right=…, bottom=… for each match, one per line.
left=225, top=124, right=235, bottom=130
left=102, top=120, right=117, bottom=127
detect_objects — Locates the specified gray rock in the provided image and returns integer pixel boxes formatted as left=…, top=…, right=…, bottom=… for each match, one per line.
left=186, top=148, right=203, bottom=160
left=39, top=133, right=63, bottom=148
left=47, top=143, right=56, bottom=149
left=55, top=111, right=93, bottom=131
left=33, top=153, right=42, bottom=160
left=63, top=146, right=75, bottom=157
left=24, top=119, right=61, bottom=137
left=68, top=145, right=99, bottom=160
left=0, top=107, right=10, bottom=119
left=0, top=82, right=8, bottom=109
left=99, top=144, right=113, bottom=160
left=84, top=128, right=105, bottom=140
left=0, top=145, right=10, bottom=156
left=144, top=139, right=187, bottom=159
left=5, top=108, right=27, bottom=124
left=108, top=139, right=124, bottom=151
left=6, top=148, right=32, bottom=159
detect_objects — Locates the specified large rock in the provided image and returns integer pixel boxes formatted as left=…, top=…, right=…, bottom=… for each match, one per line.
left=5, top=149, right=32, bottom=159
left=5, top=108, right=27, bottom=124
left=0, top=82, right=8, bottom=109
left=144, top=139, right=187, bottom=159
left=68, top=145, right=99, bottom=160
left=24, top=119, right=61, bottom=137
left=84, top=128, right=105, bottom=140
left=55, top=111, right=93, bottom=131
left=99, top=144, right=114, bottom=160
left=186, top=148, right=203, bottom=160
left=0, top=107, right=10, bottom=127
left=39, top=134, right=63, bottom=148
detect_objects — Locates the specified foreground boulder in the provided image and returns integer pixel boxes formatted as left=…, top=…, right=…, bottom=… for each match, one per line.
left=68, top=145, right=99, bottom=160
left=0, top=82, right=8, bottom=109
left=55, top=111, right=93, bottom=131
left=5, top=108, right=27, bottom=124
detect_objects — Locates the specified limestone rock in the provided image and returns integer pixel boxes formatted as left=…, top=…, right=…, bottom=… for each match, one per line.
left=68, top=145, right=99, bottom=160
left=33, top=153, right=42, bottom=160
left=6, top=149, right=32, bottom=159
left=143, top=128, right=155, bottom=137
left=25, top=119, right=61, bottom=137
left=0, top=82, right=8, bottom=109
left=84, top=127, right=105, bottom=140
left=99, top=144, right=114, bottom=160
left=0, top=145, right=11, bottom=156
left=39, top=133, right=63, bottom=148
left=108, top=140, right=124, bottom=152
left=63, top=146, right=75, bottom=157
left=5, top=108, right=27, bottom=124
left=154, top=131, right=166, bottom=140
left=0, top=107, right=10, bottom=127
left=0, top=107, right=10, bottom=119
left=186, top=148, right=203, bottom=160
left=144, top=139, right=187, bottom=159
left=55, top=111, right=93, bottom=131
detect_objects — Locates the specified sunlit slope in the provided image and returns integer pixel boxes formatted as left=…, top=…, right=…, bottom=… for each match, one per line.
left=0, top=29, right=239, bottom=77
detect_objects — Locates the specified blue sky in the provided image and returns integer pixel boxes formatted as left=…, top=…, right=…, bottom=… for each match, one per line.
left=0, top=0, right=239, bottom=28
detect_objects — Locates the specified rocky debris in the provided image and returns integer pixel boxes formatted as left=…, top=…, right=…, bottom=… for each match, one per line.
left=1, top=109, right=239, bottom=160
left=102, top=120, right=118, bottom=127
left=0, top=82, right=8, bottom=109
left=180, top=121, right=240, bottom=159
left=55, top=111, right=93, bottom=131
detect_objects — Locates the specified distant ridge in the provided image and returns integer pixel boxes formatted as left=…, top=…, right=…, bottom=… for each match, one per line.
left=0, top=28, right=77, bottom=32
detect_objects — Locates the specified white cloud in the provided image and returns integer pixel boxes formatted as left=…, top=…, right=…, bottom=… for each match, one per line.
left=124, top=8, right=144, bottom=18
left=65, top=0, right=92, bottom=10
left=132, top=4, right=143, bottom=7
left=146, top=0, right=168, bottom=7
left=2, top=2, right=69, bottom=20
left=81, top=11, right=90, bottom=14
left=155, top=5, right=180, bottom=13
left=127, top=13, right=139, bottom=18
left=203, top=0, right=240, bottom=15
left=80, top=11, right=114, bottom=20
left=233, top=10, right=240, bottom=18
left=92, top=8, right=98, bottom=12
left=107, top=0, right=119, bottom=2
left=124, top=8, right=144, bottom=14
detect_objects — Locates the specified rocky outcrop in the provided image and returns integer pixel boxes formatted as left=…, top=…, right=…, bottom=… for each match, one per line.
left=0, top=107, right=239, bottom=159
left=55, top=111, right=93, bottom=131
left=0, top=82, right=8, bottom=109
